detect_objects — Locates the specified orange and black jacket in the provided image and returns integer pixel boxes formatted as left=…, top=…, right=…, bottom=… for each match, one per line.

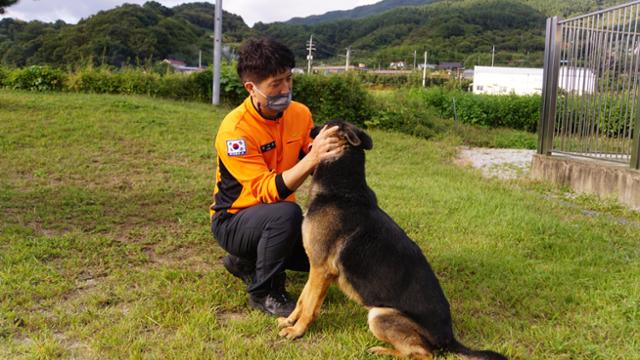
left=210, top=96, right=313, bottom=220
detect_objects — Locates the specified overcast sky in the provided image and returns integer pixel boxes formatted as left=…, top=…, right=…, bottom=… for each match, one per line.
left=1, top=0, right=380, bottom=26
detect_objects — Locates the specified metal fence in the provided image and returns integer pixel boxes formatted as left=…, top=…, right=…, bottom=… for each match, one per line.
left=538, top=1, right=640, bottom=169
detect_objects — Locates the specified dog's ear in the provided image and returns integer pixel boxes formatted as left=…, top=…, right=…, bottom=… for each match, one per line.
left=357, top=128, right=373, bottom=150
left=344, top=127, right=361, bottom=147
left=344, top=125, right=373, bottom=150
left=310, top=119, right=340, bottom=139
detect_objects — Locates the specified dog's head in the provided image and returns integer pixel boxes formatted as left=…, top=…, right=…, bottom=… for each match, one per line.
left=310, top=120, right=373, bottom=151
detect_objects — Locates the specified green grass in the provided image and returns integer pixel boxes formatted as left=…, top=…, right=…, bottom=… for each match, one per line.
left=1, top=90, right=639, bottom=359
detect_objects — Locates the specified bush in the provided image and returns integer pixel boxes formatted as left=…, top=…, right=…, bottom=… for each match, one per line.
left=359, top=71, right=453, bottom=88
left=367, top=88, right=447, bottom=139
left=119, top=68, right=161, bottom=96
left=219, top=65, right=246, bottom=105
left=9, top=65, right=66, bottom=91
left=0, top=66, right=10, bottom=87
left=558, top=94, right=633, bottom=138
left=422, top=87, right=541, bottom=132
left=365, top=88, right=538, bottom=149
left=66, top=67, right=123, bottom=93
left=64, top=64, right=246, bottom=106
left=294, top=74, right=373, bottom=126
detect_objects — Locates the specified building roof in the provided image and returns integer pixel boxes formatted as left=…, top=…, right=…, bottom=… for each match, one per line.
left=474, top=66, right=542, bottom=74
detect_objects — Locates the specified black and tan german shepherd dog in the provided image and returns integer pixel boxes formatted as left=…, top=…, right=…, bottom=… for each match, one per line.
left=277, top=120, right=507, bottom=360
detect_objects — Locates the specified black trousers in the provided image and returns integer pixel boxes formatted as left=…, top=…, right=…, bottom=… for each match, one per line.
left=211, top=202, right=309, bottom=296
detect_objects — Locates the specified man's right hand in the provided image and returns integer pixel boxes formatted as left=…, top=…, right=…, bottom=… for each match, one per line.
left=308, top=125, right=346, bottom=167
left=281, top=125, right=346, bottom=193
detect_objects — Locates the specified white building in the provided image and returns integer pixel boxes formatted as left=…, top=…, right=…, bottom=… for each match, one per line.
left=473, top=66, right=543, bottom=95
left=557, top=66, right=597, bottom=95
left=472, top=66, right=596, bottom=96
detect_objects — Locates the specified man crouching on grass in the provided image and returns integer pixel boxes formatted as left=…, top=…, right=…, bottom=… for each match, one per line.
left=209, top=37, right=344, bottom=316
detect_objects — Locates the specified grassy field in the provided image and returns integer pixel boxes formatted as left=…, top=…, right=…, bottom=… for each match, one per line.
left=1, top=90, right=639, bottom=359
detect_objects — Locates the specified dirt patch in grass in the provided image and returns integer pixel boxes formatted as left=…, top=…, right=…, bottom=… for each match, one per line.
left=456, top=147, right=535, bottom=179
left=141, top=245, right=215, bottom=273
left=216, top=310, right=246, bottom=324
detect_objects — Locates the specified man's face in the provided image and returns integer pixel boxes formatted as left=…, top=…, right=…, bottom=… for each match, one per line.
left=245, top=69, right=293, bottom=116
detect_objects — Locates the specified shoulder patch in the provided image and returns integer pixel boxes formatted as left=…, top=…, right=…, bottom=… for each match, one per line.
left=226, top=139, right=247, bottom=156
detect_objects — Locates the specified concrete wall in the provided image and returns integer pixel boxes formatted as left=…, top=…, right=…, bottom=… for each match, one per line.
left=531, top=154, right=640, bottom=210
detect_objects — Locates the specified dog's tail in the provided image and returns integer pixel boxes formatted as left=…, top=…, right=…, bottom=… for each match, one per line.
left=443, top=338, right=508, bottom=360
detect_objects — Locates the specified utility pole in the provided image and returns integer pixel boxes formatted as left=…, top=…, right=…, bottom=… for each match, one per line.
left=413, top=50, right=417, bottom=70
left=212, top=0, right=222, bottom=105
left=491, top=45, right=495, bottom=67
left=306, top=35, right=316, bottom=74
left=345, top=46, right=351, bottom=72
left=422, top=51, right=428, bottom=87
left=199, top=50, right=202, bottom=68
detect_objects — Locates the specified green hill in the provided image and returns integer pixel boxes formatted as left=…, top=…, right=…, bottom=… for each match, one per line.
left=258, top=0, right=626, bottom=67
left=0, top=0, right=629, bottom=69
left=0, top=1, right=249, bottom=67
left=284, top=0, right=436, bottom=25
left=258, top=0, right=547, bottom=67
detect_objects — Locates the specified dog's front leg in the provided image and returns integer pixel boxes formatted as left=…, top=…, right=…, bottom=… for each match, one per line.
left=276, top=278, right=310, bottom=329
left=278, top=266, right=334, bottom=340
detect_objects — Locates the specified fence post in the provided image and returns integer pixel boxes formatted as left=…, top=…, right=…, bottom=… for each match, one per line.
left=538, top=16, right=562, bottom=155
left=632, top=116, right=640, bottom=169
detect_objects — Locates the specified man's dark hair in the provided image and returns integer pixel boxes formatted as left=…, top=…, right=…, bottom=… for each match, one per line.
left=237, top=37, right=295, bottom=83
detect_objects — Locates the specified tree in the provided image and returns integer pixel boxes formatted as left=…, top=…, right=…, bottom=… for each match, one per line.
left=0, top=0, right=18, bottom=14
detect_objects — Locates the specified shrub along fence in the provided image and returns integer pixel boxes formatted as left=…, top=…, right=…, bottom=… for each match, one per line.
left=0, top=65, right=372, bottom=126
left=355, top=71, right=449, bottom=88
left=1, top=65, right=550, bottom=143
left=419, top=87, right=541, bottom=132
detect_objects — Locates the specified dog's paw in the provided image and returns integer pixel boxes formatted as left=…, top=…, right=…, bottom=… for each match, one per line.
left=368, top=346, right=394, bottom=356
left=278, top=326, right=305, bottom=340
left=277, top=317, right=294, bottom=329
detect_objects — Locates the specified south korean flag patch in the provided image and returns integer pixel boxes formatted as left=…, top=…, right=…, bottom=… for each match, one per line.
left=226, top=139, right=247, bottom=156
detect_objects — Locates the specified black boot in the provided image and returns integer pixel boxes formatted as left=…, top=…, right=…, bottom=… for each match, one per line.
left=222, top=255, right=255, bottom=286
left=248, top=272, right=295, bottom=317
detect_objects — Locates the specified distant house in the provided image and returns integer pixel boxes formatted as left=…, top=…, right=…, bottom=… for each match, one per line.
left=162, top=59, right=204, bottom=74
left=437, top=62, right=463, bottom=71
left=417, top=63, right=436, bottom=70
left=472, top=66, right=596, bottom=96
left=389, top=61, right=406, bottom=70
left=370, top=70, right=412, bottom=75
left=314, top=65, right=360, bottom=74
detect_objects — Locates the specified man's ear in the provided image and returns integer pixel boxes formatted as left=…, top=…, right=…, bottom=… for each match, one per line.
left=243, top=82, right=254, bottom=95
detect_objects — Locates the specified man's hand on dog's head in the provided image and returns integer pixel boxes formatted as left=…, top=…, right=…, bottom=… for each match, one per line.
left=309, top=125, right=346, bottom=166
